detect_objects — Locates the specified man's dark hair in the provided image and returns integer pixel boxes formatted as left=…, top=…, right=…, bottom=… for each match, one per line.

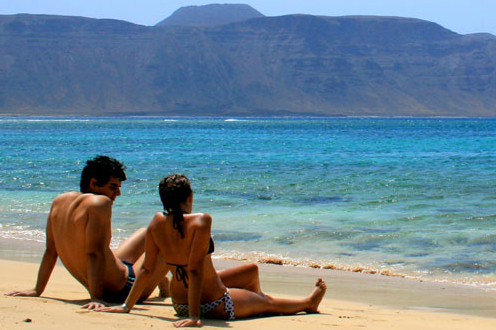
left=80, top=155, right=127, bottom=193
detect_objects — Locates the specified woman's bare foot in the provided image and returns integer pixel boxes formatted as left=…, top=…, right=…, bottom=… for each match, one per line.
left=306, top=278, right=327, bottom=313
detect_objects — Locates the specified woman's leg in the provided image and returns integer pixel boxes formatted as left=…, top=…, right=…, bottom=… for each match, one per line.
left=114, top=228, right=147, bottom=263
left=213, top=278, right=327, bottom=319
left=217, top=263, right=262, bottom=293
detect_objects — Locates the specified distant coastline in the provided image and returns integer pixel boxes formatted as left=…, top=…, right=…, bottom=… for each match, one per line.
left=3, top=114, right=496, bottom=119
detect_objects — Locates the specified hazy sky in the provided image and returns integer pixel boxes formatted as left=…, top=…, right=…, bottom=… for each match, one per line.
left=2, top=0, right=495, bottom=35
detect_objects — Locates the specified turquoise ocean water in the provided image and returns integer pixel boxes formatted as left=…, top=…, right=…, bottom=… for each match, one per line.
left=1, top=117, right=496, bottom=287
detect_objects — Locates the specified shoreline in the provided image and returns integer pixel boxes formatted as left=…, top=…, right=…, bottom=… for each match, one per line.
left=1, top=237, right=496, bottom=320
left=4, top=236, right=496, bottom=290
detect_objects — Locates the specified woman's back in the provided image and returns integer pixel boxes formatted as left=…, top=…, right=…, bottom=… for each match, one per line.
left=149, top=211, right=226, bottom=303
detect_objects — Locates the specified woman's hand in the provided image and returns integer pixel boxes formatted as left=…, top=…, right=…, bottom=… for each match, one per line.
left=173, top=318, right=202, bottom=327
left=95, top=305, right=128, bottom=313
left=81, top=300, right=107, bottom=310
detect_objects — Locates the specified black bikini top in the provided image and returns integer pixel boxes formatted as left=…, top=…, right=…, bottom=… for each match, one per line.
left=207, top=236, right=215, bottom=255
left=167, top=237, right=215, bottom=288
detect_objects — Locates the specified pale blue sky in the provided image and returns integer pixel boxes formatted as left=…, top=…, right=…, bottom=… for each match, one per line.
left=2, top=0, right=495, bottom=35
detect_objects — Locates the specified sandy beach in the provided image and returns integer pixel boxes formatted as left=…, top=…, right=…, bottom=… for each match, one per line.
left=1, top=238, right=496, bottom=330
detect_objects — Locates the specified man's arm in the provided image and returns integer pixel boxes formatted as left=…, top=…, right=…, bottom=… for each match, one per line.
left=6, top=210, right=58, bottom=297
left=82, top=197, right=112, bottom=309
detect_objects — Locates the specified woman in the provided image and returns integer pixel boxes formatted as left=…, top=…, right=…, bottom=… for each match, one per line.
left=99, top=174, right=327, bottom=327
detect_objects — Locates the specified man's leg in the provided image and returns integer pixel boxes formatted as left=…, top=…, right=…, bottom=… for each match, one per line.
left=113, top=228, right=146, bottom=263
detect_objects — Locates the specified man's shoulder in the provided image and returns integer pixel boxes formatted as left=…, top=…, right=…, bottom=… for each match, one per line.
left=81, top=193, right=112, bottom=209
left=53, top=192, right=111, bottom=209
left=79, top=194, right=113, bottom=225
left=52, top=191, right=80, bottom=204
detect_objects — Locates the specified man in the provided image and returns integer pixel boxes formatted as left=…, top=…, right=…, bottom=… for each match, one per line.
left=6, top=155, right=167, bottom=309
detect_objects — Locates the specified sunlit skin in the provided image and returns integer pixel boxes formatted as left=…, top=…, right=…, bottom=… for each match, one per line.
left=5, top=176, right=165, bottom=309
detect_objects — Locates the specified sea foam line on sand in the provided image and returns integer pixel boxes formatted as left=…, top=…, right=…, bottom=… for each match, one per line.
left=214, top=251, right=496, bottom=289
left=3, top=235, right=496, bottom=290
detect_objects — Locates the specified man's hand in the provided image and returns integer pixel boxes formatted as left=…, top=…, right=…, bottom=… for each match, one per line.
left=81, top=300, right=108, bottom=310
left=5, top=289, right=39, bottom=297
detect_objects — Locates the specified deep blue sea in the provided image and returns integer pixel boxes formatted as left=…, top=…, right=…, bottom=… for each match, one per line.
left=1, top=117, right=496, bottom=287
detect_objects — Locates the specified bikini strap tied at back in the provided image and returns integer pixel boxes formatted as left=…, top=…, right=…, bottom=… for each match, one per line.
left=168, top=262, right=189, bottom=288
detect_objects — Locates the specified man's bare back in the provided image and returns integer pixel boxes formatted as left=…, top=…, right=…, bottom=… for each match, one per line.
left=49, top=191, right=129, bottom=293
left=5, top=156, right=165, bottom=309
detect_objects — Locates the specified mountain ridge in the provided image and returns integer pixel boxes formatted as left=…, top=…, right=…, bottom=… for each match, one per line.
left=1, top=10, right=495, bottom=117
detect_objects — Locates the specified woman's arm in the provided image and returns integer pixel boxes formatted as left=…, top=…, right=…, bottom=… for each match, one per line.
left=97, top=222, right=161, bottom=313
left=173, top=213, right=212, bottom=328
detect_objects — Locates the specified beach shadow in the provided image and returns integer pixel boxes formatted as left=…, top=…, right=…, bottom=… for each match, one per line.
left=119, top=311, right=177, bottom=322
left=140, top=299, right=173, bottom=306
left=240, top=311, right=331, bottom=322
left=34, top=296, right=90, bottom=306
left=200, top=320, right=232, bottom=328
left=29, top=295, right=323, bottom=327
left=8, top=295, right=318, bottom=327
left=36, top=296, right=173, bottom=309
left=94, top=310, right=232, bottom=327
left=66, top=298, right=231, bottom=327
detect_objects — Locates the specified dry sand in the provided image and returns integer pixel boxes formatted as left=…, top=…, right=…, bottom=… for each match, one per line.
left=2, top=247, right=496, bottom=330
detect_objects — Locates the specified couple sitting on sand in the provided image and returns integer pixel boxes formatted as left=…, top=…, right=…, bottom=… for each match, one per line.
left=6, top=155, right=326, bottom=327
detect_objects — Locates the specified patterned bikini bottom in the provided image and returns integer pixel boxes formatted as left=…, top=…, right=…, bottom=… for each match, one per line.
left=173, top=289, right=235, bottom=320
